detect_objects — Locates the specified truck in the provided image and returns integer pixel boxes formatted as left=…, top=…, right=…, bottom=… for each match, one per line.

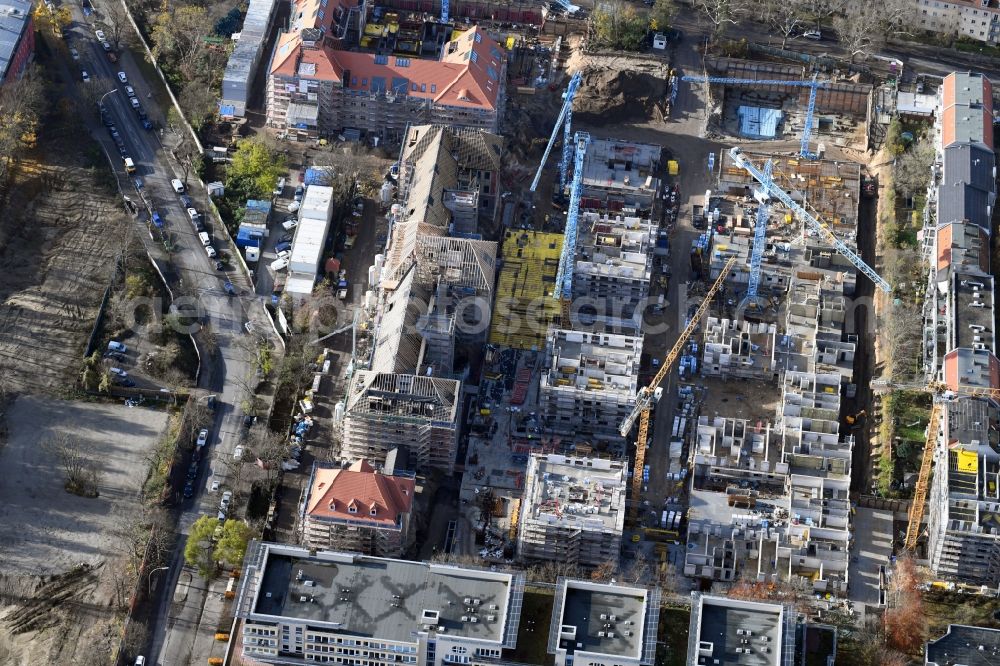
left=123, top=157, right=135, bottom=174
left=692, top=204, right=706, bottom=229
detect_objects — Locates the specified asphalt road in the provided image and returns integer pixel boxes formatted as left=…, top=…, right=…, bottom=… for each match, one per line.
left=63, top=2, right=277, bottom=664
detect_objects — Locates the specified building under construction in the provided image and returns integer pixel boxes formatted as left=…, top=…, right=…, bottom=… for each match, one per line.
left=516, top=453, right=627, bottom=567
left=490, top=229, right=563, bottom=350
left=538, top=329, right=643, bottom=450
left=340, top=370, right=461, bottom=473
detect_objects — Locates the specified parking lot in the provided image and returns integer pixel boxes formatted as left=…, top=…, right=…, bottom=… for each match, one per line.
left=0, top=395, right=168, bottom=574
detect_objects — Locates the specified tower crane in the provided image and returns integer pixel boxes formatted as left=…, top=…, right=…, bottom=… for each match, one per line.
left=730, top=147, right=893, bottom=293
left=681, top=73, right=825, bottom=159
left=619, top=257, right=738, bottom=522
left=869, top=377, right=1000, bottom=550
left=529, top=72, right=582, bottom=194
left=743, top=158, right=773, bottom=311
left=553, top=131, right=590, bottom=325
left=441, top=0, right=449, bottom=22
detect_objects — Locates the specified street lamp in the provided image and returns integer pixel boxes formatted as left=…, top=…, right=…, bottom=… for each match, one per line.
left=99, top=87, right=118, bottom=110
left=148, top=565, right=169, bottom=597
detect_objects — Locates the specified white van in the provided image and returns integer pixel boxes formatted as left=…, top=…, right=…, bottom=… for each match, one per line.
left=171, top=179, right=185, bottom=193
left=273, top=177, right=286, bottom=196
left=198, top=232, right=211, bottom=246
left=270, top=257, right=289, bottom=272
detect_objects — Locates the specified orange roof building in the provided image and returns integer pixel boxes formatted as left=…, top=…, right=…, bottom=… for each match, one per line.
left=302, top=460, right=416, bottom=556
left=266, top=22, right=506, bottom=142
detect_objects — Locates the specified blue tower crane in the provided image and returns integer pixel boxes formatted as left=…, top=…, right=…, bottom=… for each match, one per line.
left=730, top=147, right=892, bottom=293
left=742, top=158, right=773, bottom=311
left=554, top=131, right=590, bottom=325
left=441, top=0, right=449, bottom=22
left=529, top=72, right=582, bottom=193
left=681, top=74, right=826, bottom=160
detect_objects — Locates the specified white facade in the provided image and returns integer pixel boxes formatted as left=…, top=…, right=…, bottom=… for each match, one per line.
left=287, top=185, right=335, bottom=295
left=220, top=0, right=278, bottom=117
left=916, top=0, right=1000, bottom=45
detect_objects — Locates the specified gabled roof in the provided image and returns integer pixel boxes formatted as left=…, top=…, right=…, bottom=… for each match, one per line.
left=305, top=460, right=415, bottom=527
left=0, top=0, right=32, bottom=81
left=941, top=72, right=994, bottom=148
left=270, top=27, right=504, bottom=111
left=936, top=220, right=990, bottom=274
left=944, top=143, right=996, bottom=195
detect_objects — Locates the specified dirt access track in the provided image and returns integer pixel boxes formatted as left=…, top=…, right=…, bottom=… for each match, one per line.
left=0, top=123, right=127, bottom=395
left=0, top=395, right=168, bottom=663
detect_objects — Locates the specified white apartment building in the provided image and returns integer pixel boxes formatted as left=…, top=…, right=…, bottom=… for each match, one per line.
left=916, top=0, right=1000, bottom=46
left=516, top=454, right=627, bottom=567
left=538, top=329, right=642, bottom=448
left=236, top=543, right=525, bottom=665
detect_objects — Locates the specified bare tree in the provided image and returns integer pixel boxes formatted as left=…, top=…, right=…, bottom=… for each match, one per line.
left=103, top=0, right=130, bottom=51
left=175, top=138, right=203, bottom=187
left=834, top=0, right=911, bottom=62
left=693, top=0, right=748, bottom=40
left=624, top=550, right=650, bottom=585
left=800, top=0, right=845, bottom=30
left=44, top=433, right=103, bottom=497
left=590, top=560, right=619, bottom=582
left=893, top=138, right=935, bottom=198
left=249, top=427, right=288, bottom=485
left=756, top=0, right=809, bottom=48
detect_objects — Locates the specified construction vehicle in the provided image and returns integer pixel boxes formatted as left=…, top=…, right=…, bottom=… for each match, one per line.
left=618, top=257, right=737, bottom=523
left=845, top=410, right=866, bottom=425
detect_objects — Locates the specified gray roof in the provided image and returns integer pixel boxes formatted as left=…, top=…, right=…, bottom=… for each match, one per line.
left=949, top=72, right=990, bottom=108
left=937, top=181, right=992, bottom=232
left=926, top=624, right=1000, bottom=665
left=252, top=548, right=517, bottom=644
left=0, top=0, right=32, bottom=80
left=693, top=596, right=789, bottom=666
left=944, top=143, right=996, bottom=196
left=560, top=587, right=644, bottom=659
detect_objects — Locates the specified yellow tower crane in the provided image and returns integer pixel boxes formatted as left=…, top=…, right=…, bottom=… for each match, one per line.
left=870, top=378, right=1000, bottom=550
left=618, top=257, right=737, bottom=523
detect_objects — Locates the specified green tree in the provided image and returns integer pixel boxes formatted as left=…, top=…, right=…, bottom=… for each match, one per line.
left=184, top=515, right=220, bottom=576
left=590, top=1, right=649, bottom=51
left=648, top=0, right=674, bottom=32
left=80, top=351, right=101, bottom=390
left=885, top=118, right=906, bottom=157
left=227, top=138, right=286, bottom=200
left=151, top=6, right=208, bottom=80
left=98, top=368, right=112, bottom=393
left=214, top=519, right=252, bottom=568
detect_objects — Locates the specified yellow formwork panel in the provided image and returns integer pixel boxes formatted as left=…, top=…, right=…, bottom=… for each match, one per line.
left=957, top=449, right=978, bottom=473
left=490, top=229, right=564, bottom=350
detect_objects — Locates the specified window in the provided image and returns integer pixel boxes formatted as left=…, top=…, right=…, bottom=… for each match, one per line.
left=470, top=51, right=479, bottom=63
left=375, top=55, right=389, bottom=65
left=412, top=83, right=418, bottom=91
left=396, top=57, right=410, bottom=67
left=430, top=84, right=437, bottom=93
left=352, top=77, right=357, bottom=86
left=349, top=504, right=358, bottom=514
left=318, top=9, right=324, bottom=19
left=420, top=83, right=426, bottom=92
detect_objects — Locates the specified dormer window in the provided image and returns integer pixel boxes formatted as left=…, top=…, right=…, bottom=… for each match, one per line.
left=370, top=506, right=378, bottom=516
left=348, top=502, right=358, bottom=514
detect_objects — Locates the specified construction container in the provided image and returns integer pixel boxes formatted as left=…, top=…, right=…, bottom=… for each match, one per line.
left=214, top=633, right=230, bottom=641
left=667, top=160, right=679, bottom=176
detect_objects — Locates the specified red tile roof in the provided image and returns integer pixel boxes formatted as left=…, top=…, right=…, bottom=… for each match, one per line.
left=270, top=27, right=504, bottom=111
left=305, top=460, right=415, bottom=527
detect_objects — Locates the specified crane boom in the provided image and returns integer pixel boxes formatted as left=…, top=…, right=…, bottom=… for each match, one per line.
left=730, top=148, right=892, bottom=293
left=554, top=132, right=589, bottom=325
left=905, top=402, right=942, bottom=550
left=529, top=72, right=582, bottom=193
left=618, top=257, right=738, bottom=437
left=800, top=74, right=820, bottom=159
left=745, top=159, right=773, bottom=303
left=870, top=378, right=1000, bottom=400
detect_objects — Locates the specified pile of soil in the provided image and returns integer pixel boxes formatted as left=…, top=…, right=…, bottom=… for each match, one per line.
left=574, top=66, right=668, bottom=123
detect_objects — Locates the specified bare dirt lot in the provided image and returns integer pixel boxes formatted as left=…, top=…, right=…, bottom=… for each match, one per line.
left=0, top=124, right=127, bottom=395
left=0, top=395, right=168, bottom=663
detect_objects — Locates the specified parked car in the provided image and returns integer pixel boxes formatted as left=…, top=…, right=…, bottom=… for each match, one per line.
left=183, top=482, right=194, bottom=499
left=70, top=47, right=80, bottom=60
left=117, top=71, right=128, bottom=84
left=95, top=29, right=106, bottom=41
left=187, top=207, right=200, bottom=221
left=223, top=281, right=236, bottom=295
left=101, top=41, right=112, bottom=52
left=273, top=177, right=285, bottom=196
left=274, top=241, right=292, bottom=254
left=81, top=70, right=90, bottom=83
left=293, top=185, right=304, bottom=201
left=233, top=445, right=244, bottom=461
left=109, top=367, right=128, bottom=377
left=186, top=462, right=199, bottom=480
left=210, top=479, right=221, bottom=493
left=179, top=194, right=193, bottom=208
left=220, top=490, right=232, bottom=509
left=275, top=249, right=291, bottom=260
left=270, top=257, right=289, bottom=272
left=125, top=85, right=135, bottom=98
left=282, top=219, right=298, bottom=231
left=130, top=97, right=140, bottom=110
left=205, top=245, right=217, bottom=259
left=215, top=260, right=226, bottom=271
left=244, top=321, right=256, bottom=335
left=115, top=378, right=136, bottom=387
left=107, top=340, right=127, bottom=353
left=196, top=428, right=209, bottom=447
left=198, top=232, right=211, bottom=247
left=171, top=178, right=185, bottom=194
left=803, top=28, right=821, bottom=40
left=279, top=233, right=294, bottom=243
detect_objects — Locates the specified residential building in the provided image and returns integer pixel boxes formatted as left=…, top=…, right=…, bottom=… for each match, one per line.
left=687, top=595, right=796, bottom=666
left=546, top=578, right=660, bottom=666
left=538, top=329, right=642, bottom=449
left=916, top=0, right=1000, bottom=47
left=701, top=317, right=778, bottom=380
left=0, top=0, right=34, bottom=84
left=301, top=460, right=416, bottom=557
left=219, top=0, right=278, bottom=118
left=572, top=211, right=654, bottom=328
left=235, top=543, right=525, bottom=665
left=267, top=26, right=506, bottom=142
left=927, top=397, right=1000, bottom=583
left=579, top=138, right=662, bottom=213
left=516, top=454, right=627, bottom=567
left=926, top=624, right=1000, bottom=665
left=340, top=370, right=461, bottom=473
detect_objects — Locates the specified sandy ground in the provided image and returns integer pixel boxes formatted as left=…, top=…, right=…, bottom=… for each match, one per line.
left=0, top=395, right=168, bottom=663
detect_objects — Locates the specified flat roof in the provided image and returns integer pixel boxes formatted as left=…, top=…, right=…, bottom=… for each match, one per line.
left=550, top=579, right=655, bottom=663
left=952, top=272, right=995, bottom=352
left=250, top=547, right=517, bottom=644
left=581, top=138, right=661, bottom=195
left=927, top=624, right=1000, bottom=665
left=521, top=454, right=627, bottom=533
left=544, top=328, right=642, bottom=396
left=694, top=596, right=785, bottom=666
